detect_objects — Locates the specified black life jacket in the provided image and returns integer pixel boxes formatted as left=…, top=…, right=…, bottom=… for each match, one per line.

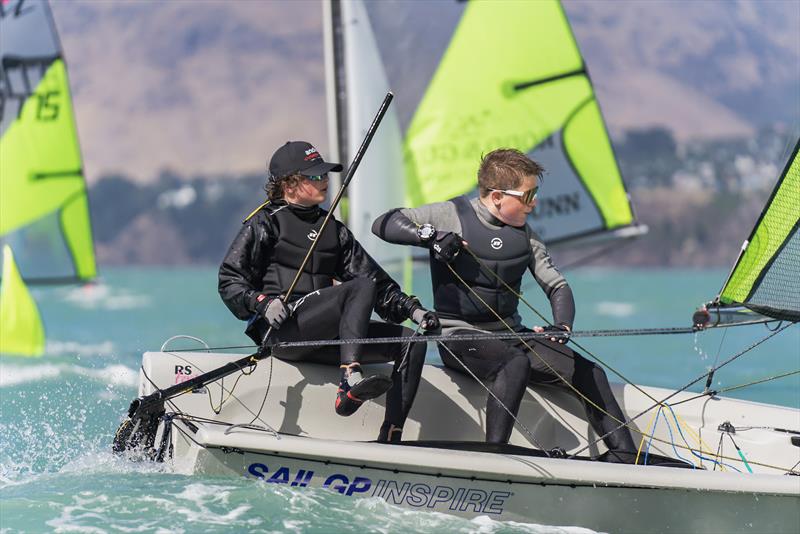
left=431, top=196, right=531, bottom=322
left=261, top=203, right=340, bottom=301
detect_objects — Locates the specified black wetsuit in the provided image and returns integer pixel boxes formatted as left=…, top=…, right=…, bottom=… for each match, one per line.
left=373, top=196, right=637, bottom=452
left=219, top=201, right=425, bottom=429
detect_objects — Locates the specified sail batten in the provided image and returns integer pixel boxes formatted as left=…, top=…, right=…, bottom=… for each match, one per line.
left=0, top=0, right=96, bottom=284
left=333, top=0, right=644, bottom=250
left=716, top=139, right=800, bottom=322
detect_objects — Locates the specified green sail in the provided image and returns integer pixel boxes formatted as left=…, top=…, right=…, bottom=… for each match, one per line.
left=1, top=0, right=97, bottom=356
left=0, top=245, right=44, bottom=357
left=0, top=59, right=96, bottom=282
left=718, top=139, right=800, bottom=321
left=402, top=0, right=636, bottom=244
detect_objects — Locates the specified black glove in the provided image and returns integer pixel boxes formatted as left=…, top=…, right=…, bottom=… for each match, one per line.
left=256, top=296, right=289, bottom=329
left=411, top=307, right=440, bottom=331
left=542, top=324, right=571, bottom=344
left=430, top=232, right=463, bottom=263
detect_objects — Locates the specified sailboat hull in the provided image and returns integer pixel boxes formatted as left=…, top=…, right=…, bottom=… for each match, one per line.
left=136, top=351, right=800, bottom=532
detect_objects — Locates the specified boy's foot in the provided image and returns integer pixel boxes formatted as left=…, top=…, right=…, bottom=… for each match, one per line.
left=335, top=364, right=392, bottom=417
left=378, top=421, right=403, bottom=443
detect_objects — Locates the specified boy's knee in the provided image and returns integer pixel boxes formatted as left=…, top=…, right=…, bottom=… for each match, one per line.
left=510, top=353, right=531, bottom=376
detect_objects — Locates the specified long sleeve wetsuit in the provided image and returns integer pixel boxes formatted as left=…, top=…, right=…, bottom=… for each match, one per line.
left=373, top=199, right=636, bottom=454
left=219, top=201, right=425, bottom=429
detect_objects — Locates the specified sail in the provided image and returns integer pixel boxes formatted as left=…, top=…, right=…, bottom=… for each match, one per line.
left=0, top=245, right=44, bottom=357
left=330, top=0, right=408, bottom=266
left=716, top=139, right=800, bottom=322
left=330, top=0, right=644, bottom=249
left=0, top=0, right=96, bottom=284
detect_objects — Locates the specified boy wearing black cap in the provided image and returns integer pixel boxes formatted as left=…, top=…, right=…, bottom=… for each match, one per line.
left=218, top=141, right=438, bottom=442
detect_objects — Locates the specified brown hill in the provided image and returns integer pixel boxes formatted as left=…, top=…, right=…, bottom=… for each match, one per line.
left=52, top=0, right=799, bottom=184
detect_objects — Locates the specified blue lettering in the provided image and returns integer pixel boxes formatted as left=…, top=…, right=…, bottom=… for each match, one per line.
left=248, top=463, right=269, bottom=479
left=323, top=474, right=349, bottom=494
left=290, top=469, right=306, bottom=487
left=346, top=477, right=372, bottom=496
left=267, top=466, right=290, bottom=484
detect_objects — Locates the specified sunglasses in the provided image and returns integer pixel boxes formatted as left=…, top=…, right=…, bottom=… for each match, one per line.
left=305, top=173, right=329, bottom=182
left=489, top=186, right=538, bottom=205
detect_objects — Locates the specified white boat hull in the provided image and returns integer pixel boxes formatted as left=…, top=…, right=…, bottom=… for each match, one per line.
left=136, top=351, right=800, bottom=533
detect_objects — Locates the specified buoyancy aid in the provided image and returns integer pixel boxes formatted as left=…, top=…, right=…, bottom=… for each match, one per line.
left=431, top=196, right=530, bottom=322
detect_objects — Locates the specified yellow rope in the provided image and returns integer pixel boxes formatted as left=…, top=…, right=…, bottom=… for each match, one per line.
left=462, top=246, right=661, bottom=405
left=634, top=406, right=660, bottom=465
left=672, top=411, right=721, bottom=464
left=243, top=200, right=271, bottom=222
left=443, top=260, right=792, bottom=473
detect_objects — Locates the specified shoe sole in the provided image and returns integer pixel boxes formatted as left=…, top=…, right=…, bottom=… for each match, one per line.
left=349, top=375, right=393, bottom=401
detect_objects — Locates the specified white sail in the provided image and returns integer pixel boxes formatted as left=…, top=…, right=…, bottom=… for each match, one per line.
left=326, top=0, right=408, bottom=268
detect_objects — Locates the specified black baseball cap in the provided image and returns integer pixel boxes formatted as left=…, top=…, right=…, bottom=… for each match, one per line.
left=268, top=141, right=343, bottom=180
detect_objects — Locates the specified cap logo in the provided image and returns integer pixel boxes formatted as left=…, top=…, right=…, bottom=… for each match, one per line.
left=490, top=237, right=503, bottom=250
left=304, top=147, right=320, bottom=161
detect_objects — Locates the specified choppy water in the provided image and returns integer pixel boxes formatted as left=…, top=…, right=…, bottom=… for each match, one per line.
left=1, top=266, right=798, bottom=533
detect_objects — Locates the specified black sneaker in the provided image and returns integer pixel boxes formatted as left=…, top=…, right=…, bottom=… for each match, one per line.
left=335, top=368, right=392, bottom=417
left=378, top=421, right=403, bottom=443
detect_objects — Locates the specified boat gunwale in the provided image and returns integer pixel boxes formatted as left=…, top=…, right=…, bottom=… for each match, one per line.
left=173, top=420, right=800, bottom=496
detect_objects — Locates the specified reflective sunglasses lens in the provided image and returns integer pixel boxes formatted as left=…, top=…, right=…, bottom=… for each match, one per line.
left=308, top=174, right=327, bottom=181
left=524, top=187, right=538, bottom=204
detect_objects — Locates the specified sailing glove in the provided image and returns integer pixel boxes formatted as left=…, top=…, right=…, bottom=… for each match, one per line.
left=256, top=295, right=289, bottom=329
left=430, top=232, right=464, bottom=263
left=411, top=307, right=440, bottom=331
left=542, top=324, right=571, bottom=344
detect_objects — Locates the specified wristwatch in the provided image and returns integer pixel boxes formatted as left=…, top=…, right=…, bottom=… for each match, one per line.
left=417, top=223, right=436, bottom=244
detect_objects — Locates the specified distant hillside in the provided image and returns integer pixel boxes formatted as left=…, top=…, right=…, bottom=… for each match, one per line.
left=52, top=0, right=799, bottom=184
left=565, top=0, right=800, bottom=141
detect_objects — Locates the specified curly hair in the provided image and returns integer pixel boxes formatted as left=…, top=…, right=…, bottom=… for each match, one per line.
left=265, top=173, right=304, bottom=202
left=477, top=148, right=545, bottom=197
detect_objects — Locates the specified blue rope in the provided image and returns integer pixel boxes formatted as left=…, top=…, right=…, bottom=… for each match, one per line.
left=664, top=403, right=741, bottom=473
left=659, top=408, right=694, bottom=468
left=642, top=406, right=662, bottom=466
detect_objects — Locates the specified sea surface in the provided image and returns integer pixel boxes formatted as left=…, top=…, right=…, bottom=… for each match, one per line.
left=1, top=266, right=798, bottom=533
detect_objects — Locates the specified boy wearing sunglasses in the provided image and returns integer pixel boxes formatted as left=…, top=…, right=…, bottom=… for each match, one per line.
left=372, top=148, right=636, bottom=460
left=219, top=141, right=438, bottom=442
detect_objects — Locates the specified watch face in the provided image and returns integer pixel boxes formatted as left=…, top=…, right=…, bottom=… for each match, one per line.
left=418, top=224, right=435, bottom=241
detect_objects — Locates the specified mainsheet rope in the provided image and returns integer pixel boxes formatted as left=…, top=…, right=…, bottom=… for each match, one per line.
left=569, top=322, right=795, bottom=469
left=148, top=329, right=796, bottom=471
left=461, top=245, right=667, bottom=405
left=669, top=368, right=800, bottom=407
left=150, top=245, right=795, bottom=471
left=448, top=246, right=798, bottom=471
